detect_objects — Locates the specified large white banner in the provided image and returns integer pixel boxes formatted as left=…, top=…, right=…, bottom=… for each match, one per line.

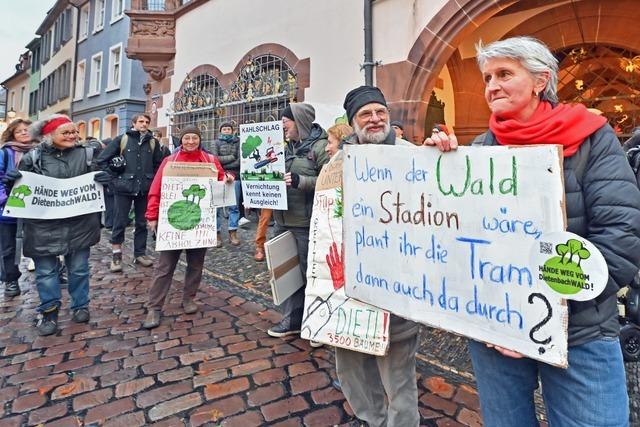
left=301, top=152, right=390, bottom=356
left=239, top=121, right=288, bottom=210
left=343, top=145, right=569, bottom=366
left=3, top=171, right=104, bottom=219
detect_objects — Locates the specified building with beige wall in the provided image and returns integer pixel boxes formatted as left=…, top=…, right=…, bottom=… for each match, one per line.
left=35, top=0, right=77, bottom=118
left=127, top=0, right=640, bottom=144
left=1, top=52, right=31, bottom=122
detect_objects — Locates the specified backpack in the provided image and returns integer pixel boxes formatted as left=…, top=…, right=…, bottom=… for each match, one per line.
left=1, top=147, right=10, bottom=175
left=119, top=134, right=156, bottom=155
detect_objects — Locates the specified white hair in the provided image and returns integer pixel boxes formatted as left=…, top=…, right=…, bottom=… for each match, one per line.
left=353, top=120, right=391, bottom=144
left=476, top=36, right=559, bottom=104
left=29, top=114, right=73, bottom=145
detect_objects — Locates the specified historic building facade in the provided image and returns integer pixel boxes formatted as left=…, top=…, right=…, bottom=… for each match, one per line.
left=70, top=0, right=147, bottom=140
left=34, top=0, right=77, bottom=118
left=1, top=52, right=31, bottom=122
left=127, top=0, right=640, bottom=144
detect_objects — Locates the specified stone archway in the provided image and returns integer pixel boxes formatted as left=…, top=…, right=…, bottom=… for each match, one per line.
left=378, top=0, right=640, bottom=144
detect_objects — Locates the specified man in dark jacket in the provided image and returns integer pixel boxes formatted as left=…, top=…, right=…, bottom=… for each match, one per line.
left=335, top=86, right=421, bottom=427
left=267, top=103, right=330, bottom=338
left=211, top=122, right=241, bottom=246
left=97, top=113, right=162, bottom=272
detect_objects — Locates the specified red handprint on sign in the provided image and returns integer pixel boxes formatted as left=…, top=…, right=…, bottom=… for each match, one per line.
left=326, top=242, right=345, bottom=290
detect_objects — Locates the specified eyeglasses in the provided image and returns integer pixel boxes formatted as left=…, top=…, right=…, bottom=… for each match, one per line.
left=60, top=130, right=80, bottom=137
left=356, top=108, right=389, bottom=121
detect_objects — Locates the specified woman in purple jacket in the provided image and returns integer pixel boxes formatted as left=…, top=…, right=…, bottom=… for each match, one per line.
left=0, top=119, right=34, bottom=297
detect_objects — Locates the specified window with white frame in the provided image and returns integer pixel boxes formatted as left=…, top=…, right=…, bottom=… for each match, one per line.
left=10, top=91, right=15, bottom=110
left=75, top=60, right=86, bottom=100
left=111, top=0, right=125, bottom=23
left=89, top=53, right=102, bottom=96
left=94, top=0, right=105, bottom=32
left=79, top=4, right=90, bottom=40
left=107, top=43, right=122, bottom=90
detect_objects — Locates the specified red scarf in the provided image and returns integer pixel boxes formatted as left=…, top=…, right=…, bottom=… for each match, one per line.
left=489, top=101, right=607, bottom=157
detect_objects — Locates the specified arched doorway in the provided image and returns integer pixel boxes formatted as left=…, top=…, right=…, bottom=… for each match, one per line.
left=379, top=0, right=640, bottom=144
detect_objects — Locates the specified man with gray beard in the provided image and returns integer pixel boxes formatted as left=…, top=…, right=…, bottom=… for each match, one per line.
left=337, top=86, right=420, bottom=427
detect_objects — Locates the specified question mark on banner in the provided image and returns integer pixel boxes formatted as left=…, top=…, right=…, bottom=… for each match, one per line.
left=528, top=293, right=552, bottom=354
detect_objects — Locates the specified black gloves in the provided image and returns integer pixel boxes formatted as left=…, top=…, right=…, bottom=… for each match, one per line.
left=290, top=172, right=300, bottom=189
left=2, top=169, right=22, bottom=185
left=94, top=171, right=112, bottom=184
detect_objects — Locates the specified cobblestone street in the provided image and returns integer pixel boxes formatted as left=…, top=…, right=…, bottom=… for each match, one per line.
left=0, top=220, right=637, bottom=426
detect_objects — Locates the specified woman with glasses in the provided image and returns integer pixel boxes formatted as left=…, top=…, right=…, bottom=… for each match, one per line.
left=3, top=115, right=111, bottom=336
left=0, top=119, right=34, bottom=298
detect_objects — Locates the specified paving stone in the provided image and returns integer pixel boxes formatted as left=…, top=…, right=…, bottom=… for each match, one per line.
left=189, top=395, right=246, bottom=426
left=198, top=355, right=239, bottom=372
left=28, top=401, right=68, bottom=425
left=44, top=341, right=86, bottom=356
left=230, top=359, right=271, bottom=376
left=158, top=366, right=194, bottom=383
left=260, top=395, right=310, bottom=422
left=141, top=357, right=178, bottom=375
left=72, top=388, right=113, bottom=411
left=0, top=385, right=19, bottom=404
left=270, top=419, right=303, bottom=427
left=115, top=376, right=155, bottom=398
left=84, top=397, right=135, bottom=425
left=46, top=415, right=83, bottom=427
left=101, top=349, right=130, bottom=361
left=11, top=392, right=47, bottom=412
left=311, top=386, right=345, bottom=405
left=424, top=376, right=456, bottom=399
left=103, top=411, right=147, bottom=427
left=290, top=371, right=330, bottom=394
left=179, top=347, right=225, bottom=365
left=136, top=380, right=193, bottom=408
left=148, top=392, right=202, bottom=421
left=457, top=407, right=482, bottom=427
left=287, top=361, right=315, bottom=377
left=247, top=383, right=286, bottom=406
left=420, top=393, right=459, bottom=416
left=218, top=410, right=264, bottom=427
left=303, top=406, right=342, bottom=426
left=192, top=368, right=228, bottom=387
left=100, top=368, right=138, bottom=387
left=51, top=376, right=97, bottom=399
left=436, top=417, right=467, bottom=427
left=203, top=377, right=250, bottom=400
left=0, top=415, right=23, bottom=427
left=250, top=367, right=288, bottom=385
left=453, top=384, right=480, bottom=411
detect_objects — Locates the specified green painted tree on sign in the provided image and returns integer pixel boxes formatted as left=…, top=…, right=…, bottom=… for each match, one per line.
left=168, top=184, right=207, bottom=230
left=241, top=135, right=262, bottom=158
left=7, top=185, right=32, bottom=208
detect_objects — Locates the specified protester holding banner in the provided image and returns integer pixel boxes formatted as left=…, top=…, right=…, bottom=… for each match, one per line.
left=333, top=86, right=420, bottom=427
left=211, top=122, right=241, bottom=247
left=3, top=115, right=111, bottom=336
left=266, top=103, right=330, bottom=338
left=425, top=36, right=640, bottom=426
left=143, top=125, right=232, bottom=329
left=0, top=119, right=34, bottom=298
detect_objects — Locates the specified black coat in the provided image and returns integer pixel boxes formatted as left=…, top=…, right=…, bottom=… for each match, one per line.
left=97, top=130, right=163, bottom=196
left=18, top=143, right=102, bottom=257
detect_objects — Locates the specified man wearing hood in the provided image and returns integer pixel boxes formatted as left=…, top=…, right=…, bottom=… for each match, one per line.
left=211, top=122, right=242, bottom=246
left=97, top=114, right=163, bottom=272
left=337, top=86, right=420, bottom=427
left=267, top=103, right=330, bottom=338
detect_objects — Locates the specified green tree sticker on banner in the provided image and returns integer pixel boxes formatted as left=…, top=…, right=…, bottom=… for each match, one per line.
left=7, top=185, right=32, bottom=208
left=167, top=184, right=206, bottom=230
left=241, top=135, right=263, bottom=159
left=541, top=239, right=592, bottom=295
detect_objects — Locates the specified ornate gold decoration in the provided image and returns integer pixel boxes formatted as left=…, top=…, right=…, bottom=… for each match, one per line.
left=619, top=56, right=640, bottom=73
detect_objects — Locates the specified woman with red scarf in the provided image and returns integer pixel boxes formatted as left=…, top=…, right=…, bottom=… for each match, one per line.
left=426, top=37, right=640, bottom=426
left=0, top=119, right=34, bottom=298
left=143, top=125, right=233, bottom=329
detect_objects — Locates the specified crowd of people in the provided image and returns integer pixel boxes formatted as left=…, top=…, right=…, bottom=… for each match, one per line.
left=1, top=36, right=640, bottom=426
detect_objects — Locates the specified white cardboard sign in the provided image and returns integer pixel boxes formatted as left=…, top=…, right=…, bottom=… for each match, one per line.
left=3, top=171, right=104, bottom=219
left=301, top=152, right=390, bottom=356
left=239, top=121, right=288, bottom=210
left=155, top=162, right=218, bottom=251
left=343, top=144, right=569, bottom=366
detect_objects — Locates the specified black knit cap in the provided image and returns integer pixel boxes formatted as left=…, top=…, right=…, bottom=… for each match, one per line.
left=343, top=85, right=387, bottom=124
left=219, top=122, right=234, bottom=131
left=390, top=120, right=403, bottom=130
left=281, top=105, right=294, bottom=121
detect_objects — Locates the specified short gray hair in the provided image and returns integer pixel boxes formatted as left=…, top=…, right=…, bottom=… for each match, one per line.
left=476, top=36, right=559, bottom=104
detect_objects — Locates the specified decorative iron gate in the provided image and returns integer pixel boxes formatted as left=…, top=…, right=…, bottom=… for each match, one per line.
left=557, top=44, right=640, bottom=140
left=171, top=54, right=297, bottom=145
